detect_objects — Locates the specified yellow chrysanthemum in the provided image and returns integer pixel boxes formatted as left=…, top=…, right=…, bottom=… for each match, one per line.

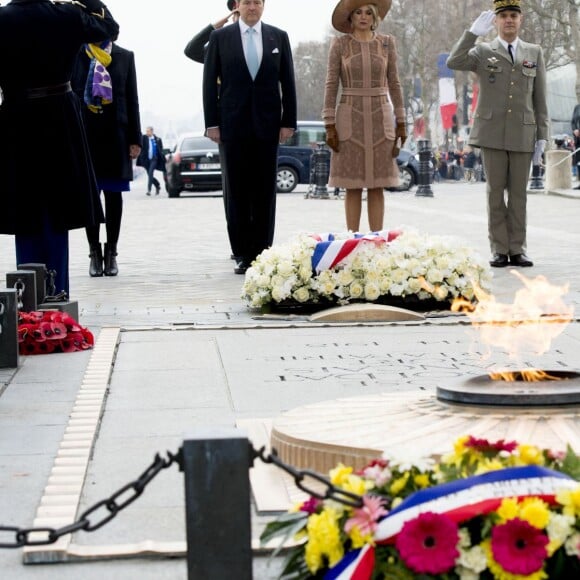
left=329, top=463, right=353, bottom=486
left=304, top=509, right=344, bottom=574
left=414, top=473, right=431, bottom=488
left=517, top=444, right=545, bottom=466
left=519, top=498, right=550, bottom=530
left=497, top=498, right=520, bottom=522
left=347, top=525, right=374, bottom=549
left=454, top=435, right=470, bottom=455
left=474, top=457, right=505, bottom=474
left=481, top=539, right=548, bottom=580
left=555, top=486, right=580, bottom=518
left=389, top=471, right=410, bottom=496
left=341, top=474, right=369, bottom=496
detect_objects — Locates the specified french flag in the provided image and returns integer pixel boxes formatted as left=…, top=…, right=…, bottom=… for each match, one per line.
left=310, top=230, right=401, bottom=274
left=438, top=54, right=457, bottom=130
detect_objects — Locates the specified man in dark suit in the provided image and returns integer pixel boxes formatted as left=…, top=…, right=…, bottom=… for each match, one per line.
left=184, top=0, right=238, bottom=64
left=203, top=0, right=297, bottom=274
left=137, top=126, right=167, bottom=195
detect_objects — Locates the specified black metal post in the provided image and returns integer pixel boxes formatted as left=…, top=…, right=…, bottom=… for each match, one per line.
left=528, top=164, right=544, bottom=190
left=6, top=271, right=37, bottom=312
left=0, top=290, right=19, bottom=369
left=17, top=263, right=47, bottom=306
left=183, top=429, right=252, bottom=580
left=415, top=138, right=434, bottom=197
left=312, top=144, right=330, bottom=198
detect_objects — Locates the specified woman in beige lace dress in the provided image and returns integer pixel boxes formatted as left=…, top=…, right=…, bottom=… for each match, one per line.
left=323, top=0, right=406, bottom=232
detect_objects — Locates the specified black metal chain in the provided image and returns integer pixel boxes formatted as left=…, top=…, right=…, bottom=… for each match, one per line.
left=0, top=449, right=182, bottom=549
left=0, top=443, right=363, bottom=550
left=251, top=445, right=363, bottom=508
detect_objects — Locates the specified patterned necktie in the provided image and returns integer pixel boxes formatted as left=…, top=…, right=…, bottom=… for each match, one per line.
left=246, top=27, right=259, bottom=80
left=508, top=44, right=514, bottom=63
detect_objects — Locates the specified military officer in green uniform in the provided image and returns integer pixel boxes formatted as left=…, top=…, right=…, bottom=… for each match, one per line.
left=447, top=0, right=549, bottom=268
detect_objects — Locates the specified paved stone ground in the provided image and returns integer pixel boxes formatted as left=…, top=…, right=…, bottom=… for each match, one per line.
left=0, top=174, right=579, bottom=579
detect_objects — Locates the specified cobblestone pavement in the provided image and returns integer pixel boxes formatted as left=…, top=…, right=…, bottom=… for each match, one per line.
left=0, top=175, right=579, bottom=579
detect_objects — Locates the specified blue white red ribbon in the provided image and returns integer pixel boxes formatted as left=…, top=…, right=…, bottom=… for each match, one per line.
left=310, top=230, right=401, bottom=274
left=374, top=465, right=577, bottom=543
left=324, top=544, right=375, bottom=580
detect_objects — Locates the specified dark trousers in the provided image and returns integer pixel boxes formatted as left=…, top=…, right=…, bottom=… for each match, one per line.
left=86, top=191, right=123, bottom=246
left=15, top=216, right=69, bottom=297
left=147, top=163, right=165, bottom=193
left=221, top=137, right=278, bottom=261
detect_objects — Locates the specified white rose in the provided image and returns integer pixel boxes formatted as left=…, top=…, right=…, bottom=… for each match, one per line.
left=426, top=268, right=444, bottom=284
left=364, top=282, right=380, bottom=301
left=456, top=545, right=487, bottom=574
left=337, top=269, right=355, bottom=286
left=271, top=287, right=285, bottom=302
left=547, top=513, right=575, bottom=548
left=349, top=281, right=364, bottom=299
left=407, top=277, right=422, bottom=294
left=277, top=261, right=294, bottom=277
left=293, top=287, right=310, bottom=303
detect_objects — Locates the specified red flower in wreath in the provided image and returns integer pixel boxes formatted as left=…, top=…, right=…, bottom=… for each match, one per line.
left=17, top=311, right=94, bottom=355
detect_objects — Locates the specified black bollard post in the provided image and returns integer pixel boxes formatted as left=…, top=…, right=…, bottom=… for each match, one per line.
left=415, top=138, right=434, bottom=197
left=17, top=263, right=48, bottom=306
left=0, top=290, right=19, bottom=369
left=6, top=271, right=37, bottom=312
left=528, top=164, right=545, bottom=190
left=183, top=429, right=252, bottom=580
left=311, top=143, right=330, bottom=198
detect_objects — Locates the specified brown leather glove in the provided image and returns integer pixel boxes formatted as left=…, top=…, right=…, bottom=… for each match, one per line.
left=325, top=124, right=340, bottom=153
left=393, top=121, right=407, bottom=157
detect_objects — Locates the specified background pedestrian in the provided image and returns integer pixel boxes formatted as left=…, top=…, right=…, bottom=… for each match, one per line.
left=137, top=126, right=167, bottom=195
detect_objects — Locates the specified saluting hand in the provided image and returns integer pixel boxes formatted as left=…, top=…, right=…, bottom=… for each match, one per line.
left=129, top=145, right=141, bottom=160
left=469, top=11, right=495, bottom=37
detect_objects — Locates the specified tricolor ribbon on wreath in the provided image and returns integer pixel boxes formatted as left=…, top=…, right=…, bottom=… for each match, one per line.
left=324, top=465, right=578, bottom=580
left=310, top=230, right=401, bottom=274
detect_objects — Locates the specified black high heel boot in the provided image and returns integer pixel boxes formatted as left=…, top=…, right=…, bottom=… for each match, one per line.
left=104, top=243, right=118, bottom=276
left=89, top=243, right=104, bottom=277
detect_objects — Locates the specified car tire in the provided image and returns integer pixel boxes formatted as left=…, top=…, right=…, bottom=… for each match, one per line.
left=167, top=186, right=181, bottom=198
left=397, top=166, right=415, bottom=191
left=276, top=166, right=298, bottom=193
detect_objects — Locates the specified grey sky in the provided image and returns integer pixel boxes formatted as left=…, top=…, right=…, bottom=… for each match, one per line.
left=105, top=0, right=334, bottom=137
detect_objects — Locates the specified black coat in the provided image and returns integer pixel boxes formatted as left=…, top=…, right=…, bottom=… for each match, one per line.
left=72, top=44, right=141, bottom=182
left=184, top=23, right=213, bottom=64
left=0, top=0, right=118, bottom=235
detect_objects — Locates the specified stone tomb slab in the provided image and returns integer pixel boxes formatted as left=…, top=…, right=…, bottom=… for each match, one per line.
left=24, top=321, right=580, bottom=562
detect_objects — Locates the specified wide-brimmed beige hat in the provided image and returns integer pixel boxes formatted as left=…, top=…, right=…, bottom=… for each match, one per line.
left=331, top=0, right=392, bottom=33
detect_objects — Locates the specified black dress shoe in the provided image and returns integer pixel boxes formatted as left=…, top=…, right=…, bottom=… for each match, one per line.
left=234, top=259, right=251, bottom=274
left=510, top=254, right=534, bottom=267
left=489, top=253, right=509, bottom=267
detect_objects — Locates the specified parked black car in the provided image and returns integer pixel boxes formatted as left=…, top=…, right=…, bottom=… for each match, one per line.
left=165, top=134, right=222, bottom=197
left=166, top=125, right=420, bottom=197
left=278, top=121, right=420, bottom=193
